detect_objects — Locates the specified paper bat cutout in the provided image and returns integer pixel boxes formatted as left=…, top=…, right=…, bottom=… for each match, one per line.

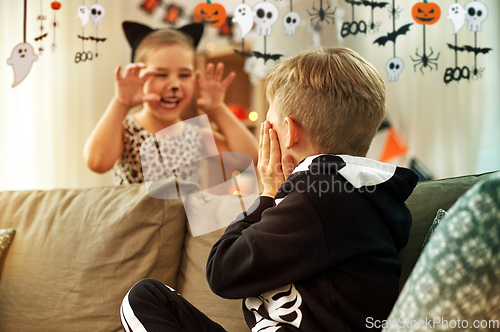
left=374, top=23, right=412, bottom=46
left=362, top=0, right=389, bottom=9
left=78, top=35, right=108, bottom=43
left=34, top=33, right=48, bottom=41
left=252, top=51, right=283, bottom=62
left=446, top=43, right=493, bottom=55
left=345, top=0, right=364, bottom=5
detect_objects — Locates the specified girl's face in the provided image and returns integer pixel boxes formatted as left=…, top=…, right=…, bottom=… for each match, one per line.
left=142, top=44, right=195, bottom=126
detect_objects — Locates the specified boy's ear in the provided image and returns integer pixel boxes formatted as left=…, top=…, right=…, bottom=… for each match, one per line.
left=285, top=117, right=300, bottom=150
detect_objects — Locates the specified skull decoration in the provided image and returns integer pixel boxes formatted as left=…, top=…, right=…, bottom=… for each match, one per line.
left=464, top=1, right=488, bottom=32
left=252, top=2, right=279, bottom=36
left=89, top=4, right=106, bottom=26
left=283, top=11, right=301, bottom=36
left=386, top=57, right=404, bottom=82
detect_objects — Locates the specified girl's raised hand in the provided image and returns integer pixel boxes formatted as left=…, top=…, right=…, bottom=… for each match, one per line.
left=196, top=62, right=236, bottom=115
left=114, top=64, right=160, bottom=108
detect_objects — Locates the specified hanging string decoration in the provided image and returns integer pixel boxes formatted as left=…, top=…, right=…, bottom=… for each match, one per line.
left=232, top=2, right=255, bottom=57
left=35, top=0, right=48, bottom=55
left=364, top=0, right=389, bottom=33
left=373, top=0, right=413, bottom=82
left=443, top=0, right=492, bottom=84
left=283, top=0, right=301, bottom=36
left=341, top=0, right=366, bottom=37
left=76, top=2, right=92, bottom=63
left=50, top=1, right=62, bottom=52
left=307, top=0, right=336, bottom=27
left=7, top=0, right=38, bottom=87
left=193, top=0, right=227, bottom=28
left=251, top=1, right=283, bottom=62
left=410, top=0, right=441, bottom=74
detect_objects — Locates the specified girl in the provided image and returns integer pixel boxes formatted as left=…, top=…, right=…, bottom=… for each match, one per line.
left=84, top=24, right=258, bottom=185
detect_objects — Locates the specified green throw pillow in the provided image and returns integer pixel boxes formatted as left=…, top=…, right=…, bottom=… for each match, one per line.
left=383, top=172, right=500, bottom=332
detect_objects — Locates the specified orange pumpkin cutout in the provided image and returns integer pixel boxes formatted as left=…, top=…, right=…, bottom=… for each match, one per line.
left=411, top=0, right=440, bottom=25
left=193, top=1, right=226, bottom=28
left=50, top=1, right=62, bottom=10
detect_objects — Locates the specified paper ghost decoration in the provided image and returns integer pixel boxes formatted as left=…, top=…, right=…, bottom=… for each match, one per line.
left=7, top=43, right=38, bottom=87
left=252, top=2, right=279, bottom=36
left=447, top=3, right=465, bottom=34
left=77, top=6, right=90, bottom=28
left=464, top=1, right=488, bottom=32
left=233, top=4, right=254, bottom=38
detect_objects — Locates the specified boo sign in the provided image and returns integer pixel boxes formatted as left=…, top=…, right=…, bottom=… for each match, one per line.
left=140, top=114, right=259, bottom=237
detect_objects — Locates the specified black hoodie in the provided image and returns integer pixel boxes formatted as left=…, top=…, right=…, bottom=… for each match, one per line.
left=207, top=154, right=418, bottom=332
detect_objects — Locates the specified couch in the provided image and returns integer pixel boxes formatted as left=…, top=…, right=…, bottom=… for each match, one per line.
left=0, top=172, right=493, bottom=332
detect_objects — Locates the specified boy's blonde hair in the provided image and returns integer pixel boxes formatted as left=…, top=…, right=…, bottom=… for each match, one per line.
left=134, top=28, right=195, bottom=64
left=265, top=47, right=385, bottom=157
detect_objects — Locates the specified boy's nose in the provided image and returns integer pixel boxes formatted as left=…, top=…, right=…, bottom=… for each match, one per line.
left=172, top=87, right=178, bottom=92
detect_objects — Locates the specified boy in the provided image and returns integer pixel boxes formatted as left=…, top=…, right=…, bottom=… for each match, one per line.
left=121, top=47, right=418, bottom=332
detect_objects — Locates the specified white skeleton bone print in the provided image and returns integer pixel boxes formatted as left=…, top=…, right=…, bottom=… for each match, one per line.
left=245, top=284, right=303, bottom=332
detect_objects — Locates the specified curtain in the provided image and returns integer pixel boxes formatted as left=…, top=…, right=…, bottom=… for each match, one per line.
left=1, top=0, right=498, bottom=191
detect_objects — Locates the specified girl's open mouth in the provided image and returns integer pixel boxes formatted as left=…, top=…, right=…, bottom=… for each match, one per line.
left=159, top=97, right=180, bottom=110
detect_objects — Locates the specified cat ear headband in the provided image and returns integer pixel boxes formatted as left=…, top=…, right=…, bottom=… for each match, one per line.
left=122, top=21, right=204, bottom=62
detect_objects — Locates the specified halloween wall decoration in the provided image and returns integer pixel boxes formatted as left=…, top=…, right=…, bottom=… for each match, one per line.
left=251, top=1, right=283, bottom=62
left=232, top=2, right=254, bottom=57
left=307, top=0, right=336, bottom=27
left=283, top=1, right=301, bottom=36
left=75, top=1, right=107, bottom=63
left=410, top=0, right=441, bottom=74
left=141, top=0, right=162, bottom=14
left=364, top=0, right=389, bottom=33
left=164, top=4, right=183, bottom=25
left=341, top=0, right=367, bottom=37
left=443, top=0, right=492, bottom=84
left=219, top=16, right=234, bottom=37
left=193, top=0, right=227, bottom=28
left=50, top=1, right=62, bottom=52
left=35, top=0, right=48, bottom=55
left=7, top=0, right=38, bottom=87
left=374, top=0, right=412, bottom=82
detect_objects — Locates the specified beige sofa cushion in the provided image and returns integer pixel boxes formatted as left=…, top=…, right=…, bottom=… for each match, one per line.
left=0, top=183, right=185, bottom=332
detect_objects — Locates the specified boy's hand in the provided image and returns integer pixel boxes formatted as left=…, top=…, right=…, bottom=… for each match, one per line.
left=114, top=64, right=159, bottom=108
left=258, top=121, right=295, bottom=198
left=196, top=62, right=236, bottom=116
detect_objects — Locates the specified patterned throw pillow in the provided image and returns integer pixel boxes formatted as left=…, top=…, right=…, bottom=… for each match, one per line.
left=383, top=173, right=500, bottom=332
left=0, top=229, right=15, bottom=263
left=420, top=209, right=447, bottom=254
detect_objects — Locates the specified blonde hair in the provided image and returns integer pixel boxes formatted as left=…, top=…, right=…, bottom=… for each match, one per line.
left=134, top=28, right=195, bottom=63
left=134, top=28, right=199, bottom=119
left=265, top=47, right=385, bottom=157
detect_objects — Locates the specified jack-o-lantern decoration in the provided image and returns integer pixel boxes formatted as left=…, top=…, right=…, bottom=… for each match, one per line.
left=50, top=1, right=62, bottom=10
left=193, top=1, right=227, bottom=28
left=412, top=0, right=441, bottom=25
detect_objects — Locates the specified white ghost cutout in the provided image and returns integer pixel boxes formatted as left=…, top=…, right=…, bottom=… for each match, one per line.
left=233, top=4, right=255, bottom=39
left=447, top=3, right=465, bottom=34
left=386, top=57, right=404, bottom=82
left=77, top=6, right=90, bottom=28
left=253, top=2, right=279, bottom=36
left=464, top=1, right=488, bottom=32
left=89, top=4, right=105, bottom=26
left=283, top=11, right=301, bottom=36
left=7, top=43, right=38, bottom=87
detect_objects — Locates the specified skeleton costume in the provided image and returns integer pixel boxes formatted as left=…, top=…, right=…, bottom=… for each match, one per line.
left=121, top=155, right=418, bottom=332
left=207, top=155, right=418, bottom=331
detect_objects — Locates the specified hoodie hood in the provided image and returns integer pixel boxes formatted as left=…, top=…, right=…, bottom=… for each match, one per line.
left=294, top=154, right=419, bottom=251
